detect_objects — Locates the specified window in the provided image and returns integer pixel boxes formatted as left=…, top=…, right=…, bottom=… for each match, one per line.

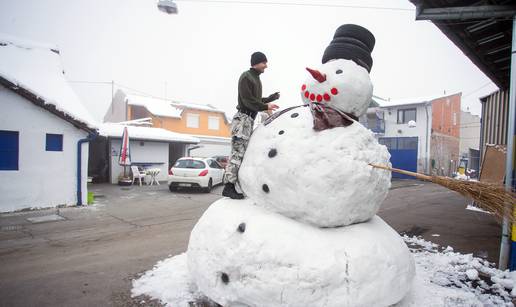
left=397, top=108, right=416, bottom=124
left=174, top=159, right=205, bottom=169
left=208, top=116, right=220, bottom=130
left=453, top=113, right=457, bottom=126
left=0, top=130, right=19, bottom=170
left=208, top=160, right=223, bottom=169
left=46, top=134, right=63, bottom=151
left=186, top=113, right=200, bottom=128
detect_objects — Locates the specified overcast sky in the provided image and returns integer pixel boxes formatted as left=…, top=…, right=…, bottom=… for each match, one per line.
left=0, top=0, right=499, bottom=121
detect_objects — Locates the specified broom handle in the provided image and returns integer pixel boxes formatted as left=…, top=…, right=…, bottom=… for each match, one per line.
left=369, top=163, right=432, bottom=181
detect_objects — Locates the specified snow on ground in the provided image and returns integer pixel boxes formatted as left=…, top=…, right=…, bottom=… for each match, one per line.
left=132, top=236, right=515, bottom=307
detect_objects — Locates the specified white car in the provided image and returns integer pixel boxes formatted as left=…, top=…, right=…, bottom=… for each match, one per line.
left=168, top=157, right=225, bottom=192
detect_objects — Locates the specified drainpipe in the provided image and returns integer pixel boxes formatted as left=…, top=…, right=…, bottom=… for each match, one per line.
left=425, top=102, right=430, bottom=174
left=77, top=133, right=97, bottom=206
left=500, top=16, right=516, bottom=270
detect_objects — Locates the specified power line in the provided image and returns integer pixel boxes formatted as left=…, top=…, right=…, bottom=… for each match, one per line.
left=177, top=0, right=414, bottom=11
left=462, top=82, right=494, bottom=99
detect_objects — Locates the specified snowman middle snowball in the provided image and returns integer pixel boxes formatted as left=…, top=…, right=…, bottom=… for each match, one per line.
left=238, top=106, right=391, bottom=227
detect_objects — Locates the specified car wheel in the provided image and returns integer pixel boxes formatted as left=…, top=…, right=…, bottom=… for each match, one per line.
left=204, top=178, right=213, bottom=193
left=169, top=184, right=177, bottom=192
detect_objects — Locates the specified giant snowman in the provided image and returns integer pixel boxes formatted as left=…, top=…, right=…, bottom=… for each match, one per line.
left=187, top=24, right=415, bottom=307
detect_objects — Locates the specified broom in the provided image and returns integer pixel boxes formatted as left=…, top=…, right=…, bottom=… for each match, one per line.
left=369, top=163, right=516, bottom=223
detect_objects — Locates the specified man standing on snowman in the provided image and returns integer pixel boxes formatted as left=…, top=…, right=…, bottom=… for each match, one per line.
left=222, top=51, right=280, bottom=199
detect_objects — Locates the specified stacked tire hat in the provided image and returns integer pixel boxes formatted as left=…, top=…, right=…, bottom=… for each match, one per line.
left=322, top=24, right=376, bottom=72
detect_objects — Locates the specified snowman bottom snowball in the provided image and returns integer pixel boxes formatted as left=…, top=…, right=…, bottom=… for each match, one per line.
left=187, top=199, right=415, bottom=307
left=238, top=107, right=391, bottom=227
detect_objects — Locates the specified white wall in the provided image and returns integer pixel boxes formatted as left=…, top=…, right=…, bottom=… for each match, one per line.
left=460, top=111, right=480, bottom=156
left=381, top=103, right=432, bottom=173
left=0, top=86, right=89, bottom=212
left=189, top=137, right=231, bottom=157
left=109, top=139, right=169, bottom=183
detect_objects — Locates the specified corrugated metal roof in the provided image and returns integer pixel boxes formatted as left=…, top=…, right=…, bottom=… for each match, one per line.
left=409, top=0, right=514, bottom=89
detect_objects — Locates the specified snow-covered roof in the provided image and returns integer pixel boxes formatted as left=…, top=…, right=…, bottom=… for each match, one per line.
left=125, top=94, right=183, bottom=118
left=0, top=33, right=97, bottom=130
left=123, top=92, right=228, bottom=122
left=98, top=123, right=199, bottom=143
left=375, top=93, right=459, bottom=108
left=171, top=100, right=223, bottom=113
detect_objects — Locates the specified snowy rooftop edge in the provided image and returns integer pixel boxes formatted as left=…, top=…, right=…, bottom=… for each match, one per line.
left=98, top=123, right=200, bottom=143
left=375, top=92, right=461, bottom=108
left=124, top=92, right=227, bottom=117
left=0, top=32, right=58, bottom=51
left=0, top=34, right=97, bottom=130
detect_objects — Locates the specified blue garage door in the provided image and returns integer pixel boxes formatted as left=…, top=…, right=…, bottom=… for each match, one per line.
left=379, top=137, right=418, bottom=179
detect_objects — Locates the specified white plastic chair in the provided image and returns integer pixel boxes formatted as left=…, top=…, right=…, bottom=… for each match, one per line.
left=131, top=166, right=146, bottom=186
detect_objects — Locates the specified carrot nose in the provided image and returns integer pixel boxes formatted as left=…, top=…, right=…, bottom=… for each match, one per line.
left=306, top=67, right=327, bottom=83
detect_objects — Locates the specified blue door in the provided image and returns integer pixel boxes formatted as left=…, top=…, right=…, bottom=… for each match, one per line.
left=379, top=137, right=418, bottom=179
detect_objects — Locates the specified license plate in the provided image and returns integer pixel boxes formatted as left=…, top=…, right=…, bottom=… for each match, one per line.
left=179, top=183, right=191, bottom=187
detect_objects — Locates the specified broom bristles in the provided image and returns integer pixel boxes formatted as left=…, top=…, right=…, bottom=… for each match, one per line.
left=431, top=176, right=516, bottom=223
left=369, top=163, right=516, bottom=223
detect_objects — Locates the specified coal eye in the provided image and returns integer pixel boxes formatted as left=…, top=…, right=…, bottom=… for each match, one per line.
left=336, top=69, right=343, bottom=74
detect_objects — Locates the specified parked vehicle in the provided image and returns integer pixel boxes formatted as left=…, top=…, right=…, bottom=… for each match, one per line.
left=212, top=155, right=229, bottom=168
left=168, top=157, right=224, bottom=192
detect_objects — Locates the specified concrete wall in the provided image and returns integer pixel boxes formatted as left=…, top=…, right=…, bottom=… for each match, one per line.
left=109, top=139, right=169, bottom=184
left=381, top=103, right=432, bottom=173
left=460, top=111, right=480, bottom=156
left=430, top=133, right=460, bottom=176
left=0, top=86, right=89, bottom=212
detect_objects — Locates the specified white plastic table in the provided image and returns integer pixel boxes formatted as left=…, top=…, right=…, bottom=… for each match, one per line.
left=145, top=168, right=161, bottom=185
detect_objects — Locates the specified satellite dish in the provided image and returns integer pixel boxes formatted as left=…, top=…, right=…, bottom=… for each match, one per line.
left=157, top=0, right=178, bottom=14
left=408, top=120, right=416, bottom=128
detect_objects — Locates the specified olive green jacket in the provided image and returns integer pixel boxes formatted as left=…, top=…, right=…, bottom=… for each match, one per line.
left=237, top=68, right=271, bottom=113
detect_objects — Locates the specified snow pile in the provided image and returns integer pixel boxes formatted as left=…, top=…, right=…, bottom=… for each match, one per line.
left=132, top=235, right=515, bottom=307
left=454, top=173, right=471, bottom=180
left=398, top=236, right=514, bottom=307
left=98, top=122, right=199, bottom=143
left=239, top=106, right=391, bottom=227
left=132, top=253, right=201, bottom=306
left=0, top=33, right=97, bottom=129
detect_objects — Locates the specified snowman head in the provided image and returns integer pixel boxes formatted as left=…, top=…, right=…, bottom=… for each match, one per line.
left=301, top=59, right=373, bottom=118
left=300, top=24, right=375, bottom=118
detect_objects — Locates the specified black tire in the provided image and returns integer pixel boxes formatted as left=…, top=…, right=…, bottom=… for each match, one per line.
left=204, top=179, right=213, bottom=193
left=169, top=184, right=177, bottom=192
left=322, top=44, right=373, bottom=72
left=330, top=37, right=370, bottom=53
left=333, top=24, right=375, bottom=51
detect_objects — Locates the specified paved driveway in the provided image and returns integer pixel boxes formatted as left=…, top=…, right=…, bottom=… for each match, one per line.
left=0, top=180, right=501, bottom=306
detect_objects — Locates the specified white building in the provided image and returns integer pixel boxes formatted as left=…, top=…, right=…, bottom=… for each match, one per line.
left=0, top=35, right=97, bottom=212
left=460, top=110, right=481, bottom=156
left=361, top=93, right=461, bottom=177
left=96, top=123, right=199, bottom=184
left=104, top=90, right=231, bottom=158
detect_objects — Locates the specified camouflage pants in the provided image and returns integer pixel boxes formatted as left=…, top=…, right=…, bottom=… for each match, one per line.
left=224, top=112, right=255, bottom=184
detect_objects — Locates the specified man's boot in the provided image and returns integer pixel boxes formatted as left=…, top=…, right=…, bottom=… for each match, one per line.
left=222, top=182, right=244, bottom=199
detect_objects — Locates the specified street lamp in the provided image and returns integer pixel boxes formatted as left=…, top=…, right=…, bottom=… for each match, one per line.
left=157, top=0, right=178, bottom=14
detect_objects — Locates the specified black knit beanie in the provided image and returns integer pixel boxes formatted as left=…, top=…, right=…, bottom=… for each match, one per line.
left=322, top=24, right=375, bottom=72
left=251, top=52, right=267, bottom=66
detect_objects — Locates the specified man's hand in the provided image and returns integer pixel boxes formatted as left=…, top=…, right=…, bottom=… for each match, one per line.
left=267, top=103, right=279, bottom=112
left=267, top=92, right=280, bottom=102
